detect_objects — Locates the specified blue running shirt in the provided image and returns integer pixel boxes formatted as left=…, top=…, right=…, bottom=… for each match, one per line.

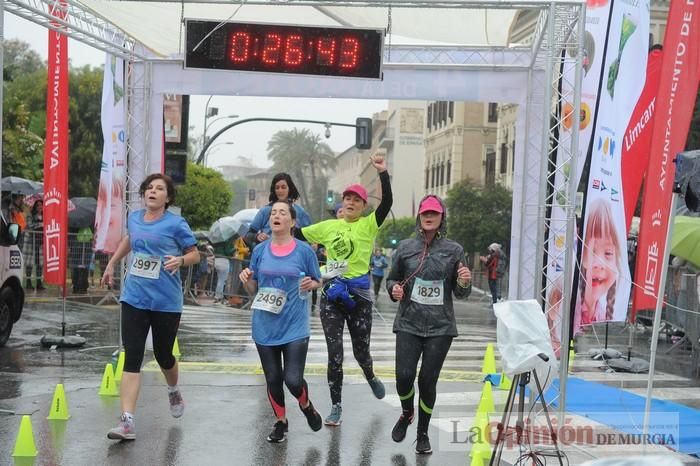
left=250, top=239, right=320, bottom=345
left=120, top=210, right=197, bottom=312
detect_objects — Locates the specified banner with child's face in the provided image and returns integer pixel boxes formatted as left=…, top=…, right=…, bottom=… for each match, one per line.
left=575, top=0, right=649, bottom=334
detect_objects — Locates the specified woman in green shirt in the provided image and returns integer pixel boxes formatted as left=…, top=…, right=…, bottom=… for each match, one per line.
left=297, top=155, right=392, bottom=426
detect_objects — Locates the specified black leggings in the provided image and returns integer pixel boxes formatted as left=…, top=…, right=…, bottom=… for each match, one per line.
left=372, top=275, right=383, bottom=296
left=256, top=338, right=310, bottom=418
left=320, top=294, right=375, bottom=405
left=121, top=302, right=181, bottom=373
left=395, top=332, right=453, bottom=435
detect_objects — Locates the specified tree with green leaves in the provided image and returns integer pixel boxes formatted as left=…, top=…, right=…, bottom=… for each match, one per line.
left=177, top=162, right=232, bottom=229
left=266, top=128, right=337, bottom=220
left=376, top=217, right=415, bottom=249
left=446, top=178, right=512, bottom=257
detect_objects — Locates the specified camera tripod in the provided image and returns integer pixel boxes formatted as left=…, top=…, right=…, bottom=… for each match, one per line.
left=489, top=369, right=564, bottom=466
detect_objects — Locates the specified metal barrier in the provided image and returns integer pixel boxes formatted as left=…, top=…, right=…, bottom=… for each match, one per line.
left=182, top=256, right=251, bottom=307
left=471, top=268, right=509, bottom=302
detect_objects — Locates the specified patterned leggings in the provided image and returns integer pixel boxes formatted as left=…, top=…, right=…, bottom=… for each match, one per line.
left=320, top=295, right=375, bottom=405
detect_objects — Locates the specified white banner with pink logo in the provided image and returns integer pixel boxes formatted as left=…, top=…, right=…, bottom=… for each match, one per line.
left=94, top=55, right=126, bottom=254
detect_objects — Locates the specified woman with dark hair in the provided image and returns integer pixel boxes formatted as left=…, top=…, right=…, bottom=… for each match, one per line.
left=247, top=173, right=312, bottom=245
left=102, top=173, right=199, bottom=441
left=296, top=155, right=392, bottom=426
left=25, top=200, right=44, bottom=290
left=386, top=194, right=472, bottom=454
left=239, top=200, right=323, bottom=443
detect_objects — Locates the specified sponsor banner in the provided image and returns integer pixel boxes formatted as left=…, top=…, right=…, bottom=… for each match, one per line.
left=94, top=55, right=127, bottom=254
left=576, top=0, right=649, bottom=331
left=620, top=48, right=664, bottom=230
left=43, top=0, right=69, bottom=287
left=545, top=0, right=614, bottom=355
left=633, top=0, right=700, bottom=316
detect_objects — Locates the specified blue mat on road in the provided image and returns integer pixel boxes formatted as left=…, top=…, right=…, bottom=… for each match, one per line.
left=544, top=377, right=700, bottom=456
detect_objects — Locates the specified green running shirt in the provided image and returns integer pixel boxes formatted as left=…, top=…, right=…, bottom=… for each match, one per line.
left=301, top=212, right=379, bottom=279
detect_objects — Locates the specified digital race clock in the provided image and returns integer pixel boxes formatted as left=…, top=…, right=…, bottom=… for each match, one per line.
left=185, top=20, right=384, bottom=79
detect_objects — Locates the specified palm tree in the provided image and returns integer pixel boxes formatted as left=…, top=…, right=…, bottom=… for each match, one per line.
left=266, top=128, right=337, bottom=219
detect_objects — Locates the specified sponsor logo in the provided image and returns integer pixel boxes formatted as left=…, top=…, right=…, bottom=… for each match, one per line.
left=563, top=102, right=592, bottom=131
left=597, top=136, right=616, bottom=158
left=611, top=187, right=619, bottom=201
left=592, top=179, right=600, bottom=189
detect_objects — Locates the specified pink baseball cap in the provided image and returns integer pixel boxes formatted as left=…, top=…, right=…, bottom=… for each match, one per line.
left=418, top=196, right=444, bottom=214
left=343, top=184, right=368, bottom=202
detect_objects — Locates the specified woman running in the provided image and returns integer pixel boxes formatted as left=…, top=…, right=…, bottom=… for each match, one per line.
left=239, top=200, right=323, bottom=443
left=103, top=173, right=199, bottom=441
left=297, top=155, right=392, bottom=426
left=247, top=173, right=312, bottom=245
left=386, top=195, right=472, bottom=454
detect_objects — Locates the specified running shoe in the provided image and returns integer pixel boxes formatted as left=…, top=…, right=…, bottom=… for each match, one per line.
left=415, top=433, right=432, bottom=454
left=324, top=403, right=342, bottom=426
left=267, top=420, right=288, bottom=443
left=300, top=401, right=323, bottom=431
left=391, top=412, right=414, bottom=442
left=168, top=389, right=185, bottom=418
left=368, top=376, right=386, bottom=399
left=107, top=414, right=136, bottom=440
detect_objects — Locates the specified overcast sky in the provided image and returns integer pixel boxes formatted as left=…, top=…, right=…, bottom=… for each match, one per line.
left=4, top=14, right=387, bottom=169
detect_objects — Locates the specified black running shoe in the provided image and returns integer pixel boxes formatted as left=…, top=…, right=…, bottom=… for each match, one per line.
left=267, top=420, right=288, bottom=443
left=415, top=433, right=432, bottom=454
left=301, top=401, right=322, bottom=432
left=391, top=412, right=414, bottom=442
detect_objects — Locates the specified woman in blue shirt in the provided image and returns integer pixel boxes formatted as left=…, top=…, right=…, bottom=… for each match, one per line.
left=102, top=173, right=199, bottom=441
left=246, top=173, right=311, bottom=245
left=239, top=200, right=323, bottom=443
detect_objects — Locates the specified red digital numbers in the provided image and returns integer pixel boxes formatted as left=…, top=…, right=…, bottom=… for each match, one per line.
left=227, top=29, right=362, bottom=71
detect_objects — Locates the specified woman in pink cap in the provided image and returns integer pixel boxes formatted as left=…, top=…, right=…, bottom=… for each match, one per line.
left=296, top=154, right=392, bottom=426
left=386, top=194, right=472, bottom=454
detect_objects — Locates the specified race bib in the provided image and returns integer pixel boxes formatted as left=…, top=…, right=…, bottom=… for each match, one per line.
left=252, top=287, right=287, bottom=314
left=130, top=253, right=161, bottom=279
left=324, top=260, right=348, bottom=278
left=411, top=278, right=444, bottom=305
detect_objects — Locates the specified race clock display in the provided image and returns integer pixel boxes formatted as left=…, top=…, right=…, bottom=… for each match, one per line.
left=185, top=20, right=384, bottom=79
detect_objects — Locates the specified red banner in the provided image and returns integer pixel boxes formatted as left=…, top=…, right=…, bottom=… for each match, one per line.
left=632, top=0, right=700, bottom=316
left=43, top=1, right=69, bottom=288
left=621, top=48, right=664, bottom=231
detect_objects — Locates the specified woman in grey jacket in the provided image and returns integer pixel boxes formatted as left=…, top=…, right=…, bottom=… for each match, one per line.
left=386, top=194, right=472, bottom=454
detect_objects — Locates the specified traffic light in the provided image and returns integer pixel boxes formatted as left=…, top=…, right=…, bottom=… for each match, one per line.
left=326, top=190, right=334, bottom=204
left=355, top=117, right=372, bottom=150
left=390, top=238, right=398, bottom=247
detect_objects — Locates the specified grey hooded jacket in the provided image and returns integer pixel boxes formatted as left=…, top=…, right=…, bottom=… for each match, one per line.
left=385, top=196, right=471, bottom=338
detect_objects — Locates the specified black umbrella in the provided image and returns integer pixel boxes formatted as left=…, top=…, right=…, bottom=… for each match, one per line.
left=68, top=197, right=97, bottom=229
left=1, top=176, right=43, bottom=195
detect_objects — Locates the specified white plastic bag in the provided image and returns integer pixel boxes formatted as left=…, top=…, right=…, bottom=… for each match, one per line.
left=494, top=300, right=558, bottom=387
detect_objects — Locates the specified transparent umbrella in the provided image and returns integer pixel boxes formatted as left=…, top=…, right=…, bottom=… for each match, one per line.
left=1, top=176, right=43, bottom=195
left=208, top=216, right=249, bottom=244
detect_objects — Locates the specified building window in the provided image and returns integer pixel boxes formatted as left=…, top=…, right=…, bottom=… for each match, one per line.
left=425, top=168, right=429, bottom=189
left=488, top=103, right=498, bottom=123
left=485, top=149, right=496, bottom=186
left=439, top=162, right=445, bottom=186
left=511, top=129, right=516, bottom=173
left=431, top=165, right=436, bottom=188
left=446, top=160, right=451, bottom=186
left=500, top=143, right=508, bottom=174
left=448, top=101, right=454, bottom=122
left=427, top=105, right=432, bottom=131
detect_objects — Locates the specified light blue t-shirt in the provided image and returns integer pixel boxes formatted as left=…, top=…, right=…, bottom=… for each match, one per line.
left=250, top=239, right=320, bottom=346
left=120, top=210, right=197, bottom=312
left=250, top=203, right=312, bottom=236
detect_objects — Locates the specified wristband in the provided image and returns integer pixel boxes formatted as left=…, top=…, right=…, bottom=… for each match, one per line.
left=457, top=278, right=471, bottom=288
left=180, top=257, right=185, bottom=267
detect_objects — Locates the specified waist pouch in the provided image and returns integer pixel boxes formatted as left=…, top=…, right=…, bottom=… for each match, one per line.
left=323, top=274, right=370, bottom=310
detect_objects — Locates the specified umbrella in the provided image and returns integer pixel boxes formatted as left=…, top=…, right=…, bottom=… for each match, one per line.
left=193, top=230, right=209, bottom=241
left=671, top=216, right=700, bottom=268
left=1, top=176, right=43, bottom=195
left=209, top=216, right=250, bottom=244
left=68, top=197, right=97, bottom=229
left=232, top=208, right=259, bottom=225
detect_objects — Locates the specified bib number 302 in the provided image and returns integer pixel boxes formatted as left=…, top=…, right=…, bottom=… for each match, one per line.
left=411, top=278, right=444, bottom=305
left=130, top=253, right=161, bottom=279
left=252, top=287, right=287, bottom=314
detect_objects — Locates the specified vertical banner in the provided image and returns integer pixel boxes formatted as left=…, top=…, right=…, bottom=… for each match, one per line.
left=94, top=55, right=126, bottom=254
left=620, top=47, right=664, bottom=230
left=545, top=0, right=614, bottom=355
left=575, top=0, right=649, bottom=332
left=43, top=0, right=69, bottom=287
left=633, top=0, right=700, bottom=316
